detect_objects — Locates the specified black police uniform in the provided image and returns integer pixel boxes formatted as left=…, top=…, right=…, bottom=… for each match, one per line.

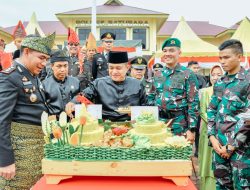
left=68, top=56, right=80, bottom=77
left=0, top=62, right=48, bottom=166
left=92, top=53, right=109, bottom=79
left=43, top=75, right=80, bottom=116
left=77, top=59, right=94, bottom=90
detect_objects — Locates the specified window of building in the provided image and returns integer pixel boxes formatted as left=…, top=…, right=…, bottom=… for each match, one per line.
left=100, top=28, right=126, bottom=40
left=133, top=28, right=147, bottom=50
left=78, top=28, right=91, bottom=43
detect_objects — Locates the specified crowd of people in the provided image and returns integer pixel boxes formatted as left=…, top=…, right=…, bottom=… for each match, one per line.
left=0, top=22, right=249, bottom=190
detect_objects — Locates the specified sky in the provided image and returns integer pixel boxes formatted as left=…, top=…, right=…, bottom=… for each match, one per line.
left=1, top=0, right=250, bottom=28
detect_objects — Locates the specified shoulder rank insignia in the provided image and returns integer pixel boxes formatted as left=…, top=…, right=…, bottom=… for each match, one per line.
left=0, top=66, right=16, bottom=74
left=22, top=76, right=28, bottom=82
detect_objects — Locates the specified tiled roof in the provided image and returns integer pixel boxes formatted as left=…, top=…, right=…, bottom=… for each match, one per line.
left=3, top=20, right=234, bottom=37
left=158, top=21, right=228, bottom=36
left=58, top=5, right=166, bottom=15
left=3, top=21, right=67, bottom=36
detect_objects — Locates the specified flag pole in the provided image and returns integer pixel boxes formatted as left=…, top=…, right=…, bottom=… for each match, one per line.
left=91, top=0, right=97, bottom=39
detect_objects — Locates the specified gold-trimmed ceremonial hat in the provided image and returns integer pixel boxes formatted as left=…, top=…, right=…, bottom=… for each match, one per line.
left=130, top=56, right=147, bottom=69
left=21, top=32, right=55, bottom=55
left=153, top=63, right=164, bottom=70
left=101, top=32, right=116, bottom=40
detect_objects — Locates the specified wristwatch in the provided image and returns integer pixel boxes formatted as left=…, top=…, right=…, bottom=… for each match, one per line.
left=226, top=144, right=235, bottom=154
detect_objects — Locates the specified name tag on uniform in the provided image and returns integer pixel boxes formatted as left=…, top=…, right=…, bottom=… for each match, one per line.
left=23, top=81, right=32, bottom=86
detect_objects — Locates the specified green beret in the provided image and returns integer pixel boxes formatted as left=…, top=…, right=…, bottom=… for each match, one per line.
left=162, top=38, right=181, bottom=50
left=21, top=32, right=56, bottom=55
left=131, top=56, right=147, bottom=69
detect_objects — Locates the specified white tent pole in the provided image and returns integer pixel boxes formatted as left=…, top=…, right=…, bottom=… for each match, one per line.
left=91, top=0, right=97, bottom=39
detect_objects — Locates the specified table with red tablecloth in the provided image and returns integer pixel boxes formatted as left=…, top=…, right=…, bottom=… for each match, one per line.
left=33, top=176, right=197, bottom=190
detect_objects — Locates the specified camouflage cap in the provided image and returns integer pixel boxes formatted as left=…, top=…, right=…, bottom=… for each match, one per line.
left=130, top=56, right=147, bottom=69
left=21, top=32, right=56, bottom=55
left=162, top=38, right=181, bottom=50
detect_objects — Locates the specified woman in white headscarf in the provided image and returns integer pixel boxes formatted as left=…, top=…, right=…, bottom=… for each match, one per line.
left=198, top=64, right=224, bottom=190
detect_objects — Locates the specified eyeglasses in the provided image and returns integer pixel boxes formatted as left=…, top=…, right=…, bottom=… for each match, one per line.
left=68, top=43, right=79, bottom=47
left=102, top=40, right=114, bottom=43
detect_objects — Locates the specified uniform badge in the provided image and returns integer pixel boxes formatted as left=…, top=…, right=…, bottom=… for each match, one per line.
left=170, top=40, right=176, bottom=45
left=71, top=85, right=75, bottom=89
left=107, top=33, right=112, bottom=38
left=30, top=93, right=38, bottom=103
left=138, top=58, right=142, bottom=64
left=24, top=88, right=29, bottom=93
left=22, top=76, right=28, bottom=82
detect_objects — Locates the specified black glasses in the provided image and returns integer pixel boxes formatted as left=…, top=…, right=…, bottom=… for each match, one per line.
left=68, top=43, right=79, bottom=46
left=102, top=40, right=114, bottom=43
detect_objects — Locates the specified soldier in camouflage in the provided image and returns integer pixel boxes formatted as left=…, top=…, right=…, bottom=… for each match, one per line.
left=147, top=63, right=165, bottom=100
left=149, top=38, right=199, bottom=143
left=207, top=39, right=250, bottom=190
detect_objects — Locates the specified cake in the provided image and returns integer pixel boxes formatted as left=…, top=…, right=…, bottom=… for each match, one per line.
left=130, top=111, right=171, bottom=146
left=70, top=105, right=104, bottom=145
left=42, top=108, right=192, bottom=162
left=42, top=104, right=104, bottom=146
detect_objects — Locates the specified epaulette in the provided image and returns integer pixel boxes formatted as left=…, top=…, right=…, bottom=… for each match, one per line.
left=0, top=66, right=16, bottom=74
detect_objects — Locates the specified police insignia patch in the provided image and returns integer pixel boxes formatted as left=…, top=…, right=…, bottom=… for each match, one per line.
left=0, top=66, right=16, bottom=74
left=107, top=33, right=112, bottom=38
left=138, top=58, right=142, bottom=64
left=22, top=76, right=28, bottom=82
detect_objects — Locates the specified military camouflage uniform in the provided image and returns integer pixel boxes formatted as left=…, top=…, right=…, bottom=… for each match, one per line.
left=149, top=63, right=199, bottom=134
left=141, top=78, right=153, bottom=95
left=207, top=67, right=250, bottom=190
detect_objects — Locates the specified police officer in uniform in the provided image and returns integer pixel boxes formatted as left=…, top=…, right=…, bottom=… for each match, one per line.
left=0, top=33, right=55, bottom=189
left=149, top=38, right=199, bottom=142
left=66, top=51, right=148, bottom=121
left=92, top=32, right=116, bottom=79
left=67, top=28, right=80, bottom=77
left=130, top=56, right=152, bottom=95
left=43, top=50, right=80, bottom=117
